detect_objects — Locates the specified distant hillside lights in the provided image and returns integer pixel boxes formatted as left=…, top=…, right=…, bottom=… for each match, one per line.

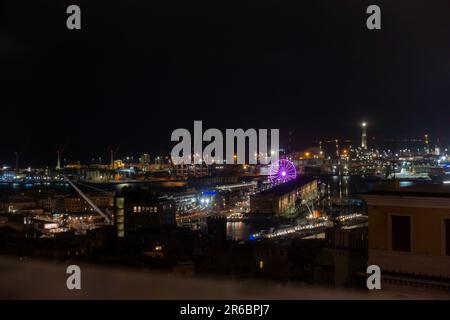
left=171, top=121, right=279, bottom=165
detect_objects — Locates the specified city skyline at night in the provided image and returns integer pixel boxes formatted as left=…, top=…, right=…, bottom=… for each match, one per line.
left=0, top=128, right=445, bottom=168
left=2, top=0, right=450, bottom=304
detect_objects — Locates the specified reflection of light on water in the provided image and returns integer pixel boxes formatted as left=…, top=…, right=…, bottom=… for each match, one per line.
left=400, top=181, right=413, bottom=187
left=117, top=184, right=130, bottom=188
left=227, top=222, right=245, bottom=241
left=227, top=221, right=281, bottom=242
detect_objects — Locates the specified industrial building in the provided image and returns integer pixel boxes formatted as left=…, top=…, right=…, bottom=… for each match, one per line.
left=114, top=190, right=176, bottom=238
left=250, top=177, right=318, bottom=215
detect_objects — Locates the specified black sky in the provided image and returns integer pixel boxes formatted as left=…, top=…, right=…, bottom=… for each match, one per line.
left=2, top=0, right=450, bottom=166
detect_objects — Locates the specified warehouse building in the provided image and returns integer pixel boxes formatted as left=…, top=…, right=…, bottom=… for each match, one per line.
left=250, top=177, right=318, bottom=215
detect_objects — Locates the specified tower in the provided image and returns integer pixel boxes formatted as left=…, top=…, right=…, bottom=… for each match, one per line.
left=361, top=122, right=367, bottom=149
left=140, top=153, right=150, bottom=164
left=424, top=134, right=429, bottom=154
left=335, top=139, right=339, bottom=157
left=110, top=149, right=114, bottom=169
left=14, top=152, right=18, bottom=173
left=56, top=151, right=61, bottom=170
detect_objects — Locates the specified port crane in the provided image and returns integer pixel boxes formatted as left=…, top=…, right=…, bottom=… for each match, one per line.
left=62, top=175, right=112, bottom=224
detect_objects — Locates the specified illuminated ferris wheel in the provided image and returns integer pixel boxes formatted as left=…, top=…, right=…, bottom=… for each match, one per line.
left=268, top=159, right=297, bottom=184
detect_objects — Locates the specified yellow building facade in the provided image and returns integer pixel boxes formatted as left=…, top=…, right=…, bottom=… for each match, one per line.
left=361, top=187, right=450, bottom=280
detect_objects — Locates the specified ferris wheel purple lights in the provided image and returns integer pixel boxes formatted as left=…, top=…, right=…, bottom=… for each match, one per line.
left=268, top=159, right=297, bottom=184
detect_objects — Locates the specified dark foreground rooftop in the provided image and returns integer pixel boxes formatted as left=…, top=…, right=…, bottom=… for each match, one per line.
left=1, top=257, right=448, bottom=299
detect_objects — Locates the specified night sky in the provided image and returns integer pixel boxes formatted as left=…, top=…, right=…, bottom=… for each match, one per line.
left=2, top=0, right=450, bottom=166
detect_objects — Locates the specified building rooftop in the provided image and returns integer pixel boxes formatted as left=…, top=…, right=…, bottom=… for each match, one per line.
left=2, top=257, right=448, bottom=299
left=364, top=183, right=450, bottom=198
left=116, top=188, right=169, bottom=202
left=259, top=176, right=316, bottom=196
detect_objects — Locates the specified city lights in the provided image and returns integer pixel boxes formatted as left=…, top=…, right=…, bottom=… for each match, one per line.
left=1, top=0, right=449, bottom=304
